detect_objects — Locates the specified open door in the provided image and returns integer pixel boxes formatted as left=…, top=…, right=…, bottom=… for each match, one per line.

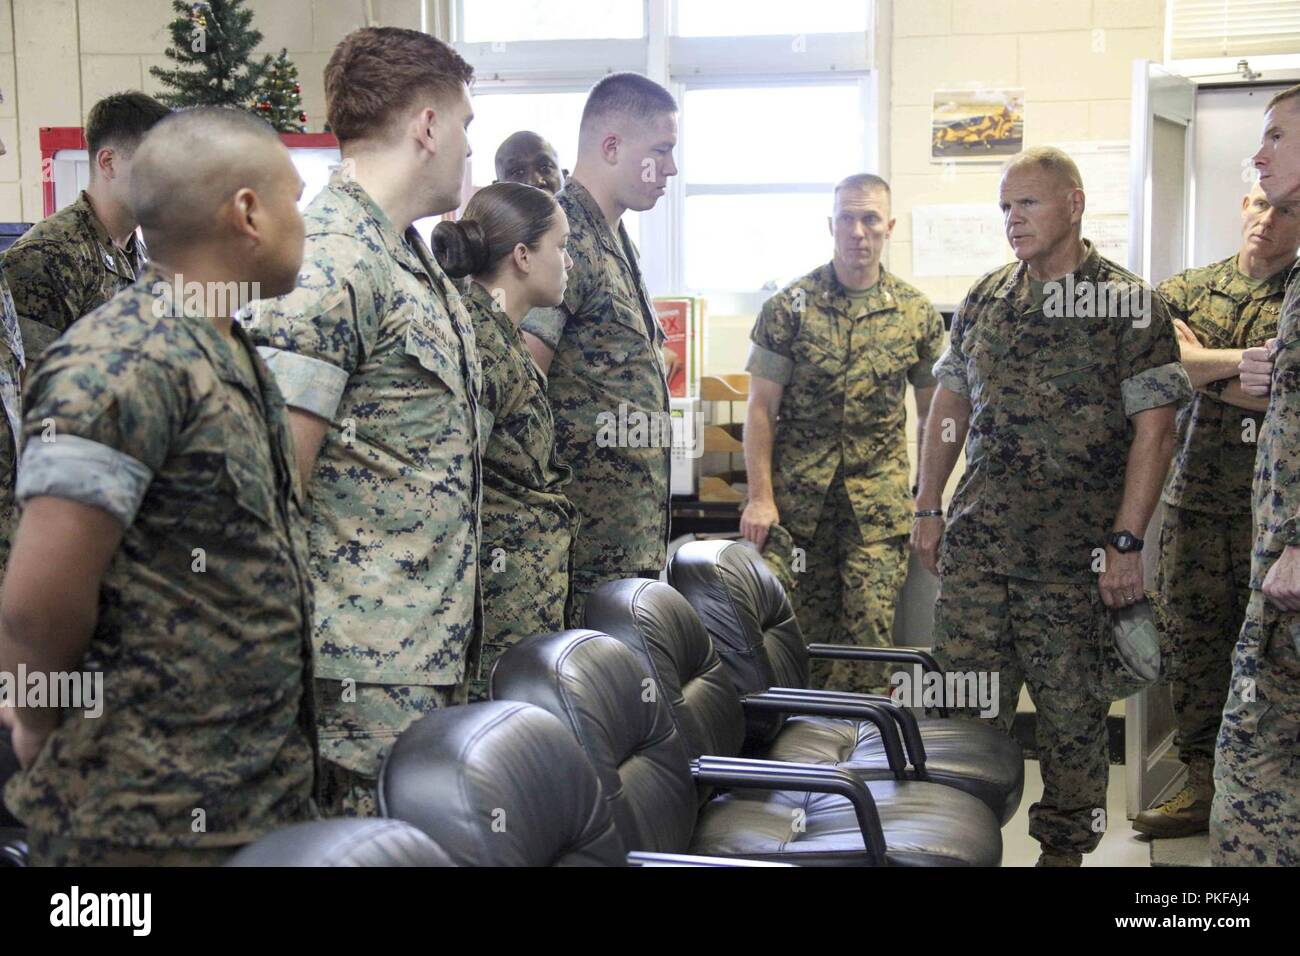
left=1126, top=60, right=1197, bottom=820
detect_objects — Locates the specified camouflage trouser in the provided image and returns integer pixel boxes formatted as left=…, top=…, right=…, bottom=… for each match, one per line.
left=315, top=678, right=467, bottom=817
left=764, top=479, right=908, bottom=695
left=470, top=530, right=572, bottom=702
left=1156, top=505, right=1252, bottom=767
left=933, top=560, right=1109, bottom=855
left=27, top=830, right=235, bottom=866
left=1210, top=589, right=1300, bottom=866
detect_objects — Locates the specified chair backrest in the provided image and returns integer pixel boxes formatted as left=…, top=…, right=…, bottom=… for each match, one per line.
left=584, top=578, right=746, bottom=767
left=491, top=629, right=699, bottom=855
left=668, top=539, right=810, bottom=746
left=228, top=818, right=453, bottom=867
left=379, top=700, right=627, bottom=866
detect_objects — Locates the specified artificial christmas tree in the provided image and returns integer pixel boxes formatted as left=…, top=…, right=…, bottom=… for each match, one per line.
left=256, top=49, right=308, bottom=133
left=149, top=1, right=272, bottom=110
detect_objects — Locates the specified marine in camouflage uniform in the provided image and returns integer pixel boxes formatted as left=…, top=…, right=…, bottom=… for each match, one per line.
left=746, top=263, right=944, bottom=694
left=1137, top=255, right=1288, bottom=836
left=522, top=178, right=670, bottom=623
left=0, top=272, right=23, bottom=578
left=1, top=190, right=147, bottom=358
left=930, top=240, right=1191, bottom=857
left=1212, top=265, right=1300, bottom=865
left=2, top=265, right=318, bottom=865
left=250, top=172, right=483, bottom=817
left=462, top=280, right=578, bottom=701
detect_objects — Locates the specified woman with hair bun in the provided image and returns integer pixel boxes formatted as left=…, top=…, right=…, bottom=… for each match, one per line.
left=432, top=182, right=576, bottom=701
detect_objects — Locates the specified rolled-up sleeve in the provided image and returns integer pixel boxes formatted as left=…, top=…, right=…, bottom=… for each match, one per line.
left=244, top=233, right=377, bottom=420
left=1119, top=281, right=1193, bottom=416
left=256, top=347, right=350, bottom=421
left=1121, top=361, right=1193, bottom=417
left=746, top=293, right=797, bottom=385
left=909, top=302, right=944, bottom=389
left=17, top=435, right=152, bottom=527
left=745, top=342, right=793, bottom=385
left=520, top=306, right=567, bottom=352
left=19, top=343, right=178, bottom=528
left=932, top=294, right=971, bottom=398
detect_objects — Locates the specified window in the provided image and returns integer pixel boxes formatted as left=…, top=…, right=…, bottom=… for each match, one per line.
left=684, top=193, right=833, bottom=290
left=467, top=90, right=587, bottom=190
left=1167, top=0, right=1300, bottom=60
left=452, top=1, right=876, bottom=298
left=681, top=83, right=865, bottom=291
left=675, top=0, right=869, bottom=38
left=459, top=0, right=644, bottom=43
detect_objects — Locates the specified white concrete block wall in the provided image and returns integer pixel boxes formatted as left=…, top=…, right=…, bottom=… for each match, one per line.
left=0, top=0, right=425, bottom=223
left=888, top=0, right=1166, bottom=308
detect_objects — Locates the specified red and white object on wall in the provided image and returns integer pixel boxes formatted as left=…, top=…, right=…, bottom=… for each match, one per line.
left=40, top=128, right=342, bottom=218
left=653, top=295, right=706, bottom=399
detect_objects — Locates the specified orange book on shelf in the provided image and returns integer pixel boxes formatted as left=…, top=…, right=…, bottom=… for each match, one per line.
left=654, top=298, right=692, bottom=398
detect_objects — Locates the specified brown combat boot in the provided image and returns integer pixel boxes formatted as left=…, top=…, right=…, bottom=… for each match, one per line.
left=1035, top=848, right=1083, bottom=867
left=1131, top=762, right=1213, bottom=838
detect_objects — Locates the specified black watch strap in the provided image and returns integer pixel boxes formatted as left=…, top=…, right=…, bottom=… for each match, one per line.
left=1107, top=530, right=1144, bottom=553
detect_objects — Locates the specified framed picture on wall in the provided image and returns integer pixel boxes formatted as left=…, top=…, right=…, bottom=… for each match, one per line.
left=931, top=88, right=1025, bottom=162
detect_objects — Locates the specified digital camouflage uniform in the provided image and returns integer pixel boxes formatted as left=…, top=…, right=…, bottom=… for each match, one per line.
left=931, top=241, right=1191, bottom=856
left=3, top=265, right=318, bottom=866
left=462, top=281, right=577, bottom=701
left=1, top=190, right=146, bottom=358
left=0, top=273, right=24, bottom=578
left=746, top=263, right=944, bottom=694
left=522, top=178, right=670, bottom=623
left=1212, top=264, right=1300, bottom=866
left=1155, top=256, right=1287, bottom=774
left=250, top=173, right=483, bottom=817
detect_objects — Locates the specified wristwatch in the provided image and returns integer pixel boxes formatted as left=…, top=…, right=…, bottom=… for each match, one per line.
left=1107, top=530, right=1144, bottom=553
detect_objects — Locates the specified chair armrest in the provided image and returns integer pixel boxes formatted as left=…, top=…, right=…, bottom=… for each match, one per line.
left=803, top=645, right=949, bottom=716
left=626, top=851, right=795, bottom=867
left=0, top=828, right=28, bottom=867
left=762, top=687, right=928, bottom=775
left=740, top=690, right=910, bottom=777
left=691, top=755, right=889, bottom=866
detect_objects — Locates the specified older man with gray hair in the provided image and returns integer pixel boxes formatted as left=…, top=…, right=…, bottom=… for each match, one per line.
left=912, top=146, right=1191, bottom=866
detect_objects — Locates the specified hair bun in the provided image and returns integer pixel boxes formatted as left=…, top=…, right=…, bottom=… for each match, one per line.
left=432, top=218, right=491, bottom=279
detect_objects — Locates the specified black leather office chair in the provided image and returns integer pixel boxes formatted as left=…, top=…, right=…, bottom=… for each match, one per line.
left=229, top=818, right=454, bottom=867
left=668, top=539, right=1024, bottom=825
left=584, top=578, right=1003, bottom=865
left=494, top=628, right=999, bottom=865
left=378, top=700, right=791, bottom=867
left=380, top=699, right=626, bottom=866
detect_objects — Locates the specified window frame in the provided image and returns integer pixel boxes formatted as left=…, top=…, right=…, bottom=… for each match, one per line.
left=449, top=0, right=877, bottom=304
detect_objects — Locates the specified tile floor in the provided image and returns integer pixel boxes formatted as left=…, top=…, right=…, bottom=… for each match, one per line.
left=1002, top=759, right=1154, bottom=866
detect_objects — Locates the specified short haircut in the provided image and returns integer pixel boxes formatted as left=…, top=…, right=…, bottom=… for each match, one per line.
left=834, top=173, right=891, bottom=202
left=85, top=91, right=171, bottom=159
left=131, top=107, right=284, bottom=254
left=579, top=72, right=677, bottom=137
left=1267, top=83, right=1300, bottom=112
left=1002, top=146, right=1083, bottom=190
left=325, top=27, right=474, bottom=144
